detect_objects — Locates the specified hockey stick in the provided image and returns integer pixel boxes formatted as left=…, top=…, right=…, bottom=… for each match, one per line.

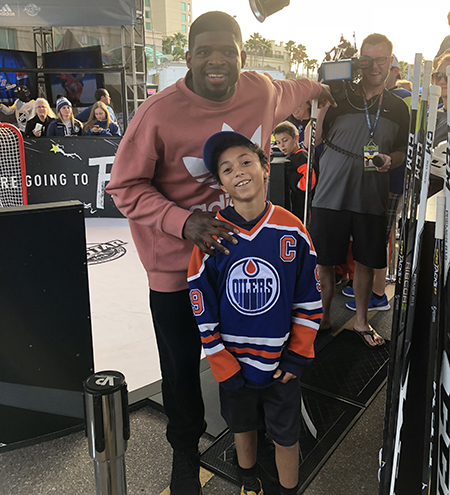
left=303, top=98, right=318, bottom=228
left=0, top=83, right=16, bottom=92
left=378, top=53, right=423, bottom=494
left=389, top=61, right=434, bottom=493
left=388, top=72, right=438, bottom=495
left=445, top=66, right=450, bottom=287
left=436, top=63, right=450, bottom=495
left=422, top=195, right=445, bottom=493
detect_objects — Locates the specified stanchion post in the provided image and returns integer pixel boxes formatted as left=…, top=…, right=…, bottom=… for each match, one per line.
left=84, top=371, right=130, bottom=495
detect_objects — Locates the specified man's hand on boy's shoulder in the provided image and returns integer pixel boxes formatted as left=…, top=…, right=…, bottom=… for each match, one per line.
left=273, top=369, right=297, bottom=384
left=183, top=211, right=239, bottom=256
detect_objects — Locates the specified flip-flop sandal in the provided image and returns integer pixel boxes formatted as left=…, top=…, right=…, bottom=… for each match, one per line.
left=351, top=325, right=385, bottom=348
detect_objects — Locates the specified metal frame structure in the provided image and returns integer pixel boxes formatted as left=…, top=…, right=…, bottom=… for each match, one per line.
left=121, top=0, right=147, bottom=119
left=30, top=0, right=146, bottom=123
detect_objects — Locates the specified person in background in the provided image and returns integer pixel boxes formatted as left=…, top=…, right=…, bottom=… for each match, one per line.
left=345, top=55, right=411, bottom=311
left=306, top=34, right=409, bottom=345
left=435, top=12, right=450, bottom=61
left=395, top=79, right=412, bottom=92
left=433, top=52, right=450, bottom=146
left=47, top=97, right=83, bottom=137
left=285, top=101, right=311, bottom=148
left=75, top=88, right=117, bottom=124
left=24, top=98, right=56, bottom=138
left=82, top=101, right=121, bottom=137
left=273, top=121, right=317, bottom=222
left=188, top=131, right=322, bottom=495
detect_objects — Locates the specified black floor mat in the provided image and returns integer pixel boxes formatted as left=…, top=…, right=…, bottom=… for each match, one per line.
left=199, top=329, right=390, bottom=494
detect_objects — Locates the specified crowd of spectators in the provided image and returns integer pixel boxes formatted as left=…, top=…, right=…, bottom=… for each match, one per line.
left=0, top=87, right=120, bottom=138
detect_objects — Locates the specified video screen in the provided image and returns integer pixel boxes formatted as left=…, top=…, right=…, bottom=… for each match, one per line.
left=0, top=49, right=38, bottom=103
left=42, top=46, right=104, bottom=107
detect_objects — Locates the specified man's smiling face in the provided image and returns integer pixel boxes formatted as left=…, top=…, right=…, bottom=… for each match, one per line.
left=360, top=42, right=392, bottom=91
left=185, top=31, right=247, bottom=102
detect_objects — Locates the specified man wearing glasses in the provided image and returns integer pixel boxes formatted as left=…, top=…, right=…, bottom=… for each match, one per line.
left=307, top=33, right=409, bottom=348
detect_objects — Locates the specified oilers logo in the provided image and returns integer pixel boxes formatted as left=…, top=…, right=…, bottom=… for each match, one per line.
left=226, top=257, right=280, bottom=315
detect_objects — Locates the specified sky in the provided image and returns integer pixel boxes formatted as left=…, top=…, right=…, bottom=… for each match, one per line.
left=191, top=1, right=448, bottom=67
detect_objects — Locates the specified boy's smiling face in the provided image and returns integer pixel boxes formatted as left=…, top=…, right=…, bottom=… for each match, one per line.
left=217, top=145, right=269, bottom=205
left=274, top=132, right=299, bottom=156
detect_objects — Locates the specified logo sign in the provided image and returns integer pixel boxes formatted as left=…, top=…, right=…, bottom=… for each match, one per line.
left=226, top=257, right=280, bottom=315
left=24, top=3, right=40, bottom=15
left=95, top=374, right=116, bottom=387
left=86, top=239, right=127, bottom=265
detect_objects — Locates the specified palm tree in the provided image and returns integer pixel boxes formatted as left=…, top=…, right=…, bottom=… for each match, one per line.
left=285, top=40, right=296, bottom=73
left=162, top=37, right=173, bottom=55
left=172, top=32, right=187, bottom=48
left=398, top=60, right=409, bottom=79
left=245, top=33, right=263, bottom=67
left=172, top=46, right=185, bottom=61
left=161, top=33, right=187, bottom=61
left=293, top=44, right=307, bottom=76
left=305, top=58, right=318, bottom=78
left=260, top=37, right=272, bottom=67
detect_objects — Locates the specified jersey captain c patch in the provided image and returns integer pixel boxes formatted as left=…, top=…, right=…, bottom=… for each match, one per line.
left=280, top=235, right=296, bottom=261
left=226, top=257, right=280, bottom=315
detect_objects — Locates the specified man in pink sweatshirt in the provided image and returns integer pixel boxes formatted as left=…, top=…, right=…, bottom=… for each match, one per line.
left=106, top=11, right=334, bottom=495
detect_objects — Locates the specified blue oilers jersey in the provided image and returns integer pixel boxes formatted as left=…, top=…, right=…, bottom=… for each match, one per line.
left=187, top=202, right=322, bottom=387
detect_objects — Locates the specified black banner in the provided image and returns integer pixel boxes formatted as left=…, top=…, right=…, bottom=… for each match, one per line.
left=23, top=136, right=122, bottom=218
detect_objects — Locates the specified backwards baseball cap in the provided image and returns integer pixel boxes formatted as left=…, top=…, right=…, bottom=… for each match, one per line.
left=391, top=55, right=399, bottom=68
left=203, top=131, right=254, bottom=175
left=56, top=96, right=72, bottom=113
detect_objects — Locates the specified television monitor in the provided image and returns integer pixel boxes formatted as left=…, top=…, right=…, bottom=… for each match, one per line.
left=42, top=46, right=104, bottom=107
left=0, top=49, right=38, bottom=103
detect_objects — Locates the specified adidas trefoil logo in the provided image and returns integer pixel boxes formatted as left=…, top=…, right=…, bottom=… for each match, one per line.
left=182, top=123, right=262, bottom=190
left=0, top=4, right=15, bottom=16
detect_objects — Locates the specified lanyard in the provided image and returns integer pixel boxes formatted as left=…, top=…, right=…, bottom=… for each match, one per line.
left=362, top=90, right=384, bottom=140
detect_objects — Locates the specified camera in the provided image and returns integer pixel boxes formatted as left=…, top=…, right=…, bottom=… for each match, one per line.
left=320, top=57, right=373, bottom=83
left=317, top=36, right=373, bottom=99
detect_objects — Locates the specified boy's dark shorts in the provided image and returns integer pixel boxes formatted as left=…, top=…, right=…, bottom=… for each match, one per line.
left=309, top=207, right=387, bottom=269
left=219, top=378, right=301, bottom=447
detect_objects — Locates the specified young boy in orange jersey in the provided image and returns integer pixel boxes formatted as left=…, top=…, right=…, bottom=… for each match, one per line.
left=188, top=131, right=322, bottom=495
left=273, top=121, right=318, bottom=223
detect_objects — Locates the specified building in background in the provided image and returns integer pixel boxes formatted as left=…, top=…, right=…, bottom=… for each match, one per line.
left=245, top=40, right=291, bottom=73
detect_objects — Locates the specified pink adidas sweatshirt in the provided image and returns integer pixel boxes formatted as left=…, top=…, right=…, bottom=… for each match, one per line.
left=106, top=71, right=322, bottom=292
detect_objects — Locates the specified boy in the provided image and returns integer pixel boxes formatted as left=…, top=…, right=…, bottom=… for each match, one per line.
left=188, top=131, right=322, bottom=495
left=273, top=122, right=318, bottom=223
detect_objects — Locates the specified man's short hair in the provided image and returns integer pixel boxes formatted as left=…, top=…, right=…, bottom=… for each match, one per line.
left=188, top=11, right=242, bottom=50
left=360, top=33, right=393, bottom=55
left=273, top=121, right=299, bottom=139
left=95, top=88, right=108, bottom=101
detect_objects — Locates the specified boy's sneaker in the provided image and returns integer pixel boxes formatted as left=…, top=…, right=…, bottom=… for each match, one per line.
left=345, top=292, right=391, bottom=311
left=240, top=478, right=263, bottom=495
left=342, top=280, right=354, bottom=297
left=170, top=448, right=202, bottom=495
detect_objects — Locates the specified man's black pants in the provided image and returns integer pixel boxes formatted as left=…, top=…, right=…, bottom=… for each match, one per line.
left=150, top=289, right=206, bottom=451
